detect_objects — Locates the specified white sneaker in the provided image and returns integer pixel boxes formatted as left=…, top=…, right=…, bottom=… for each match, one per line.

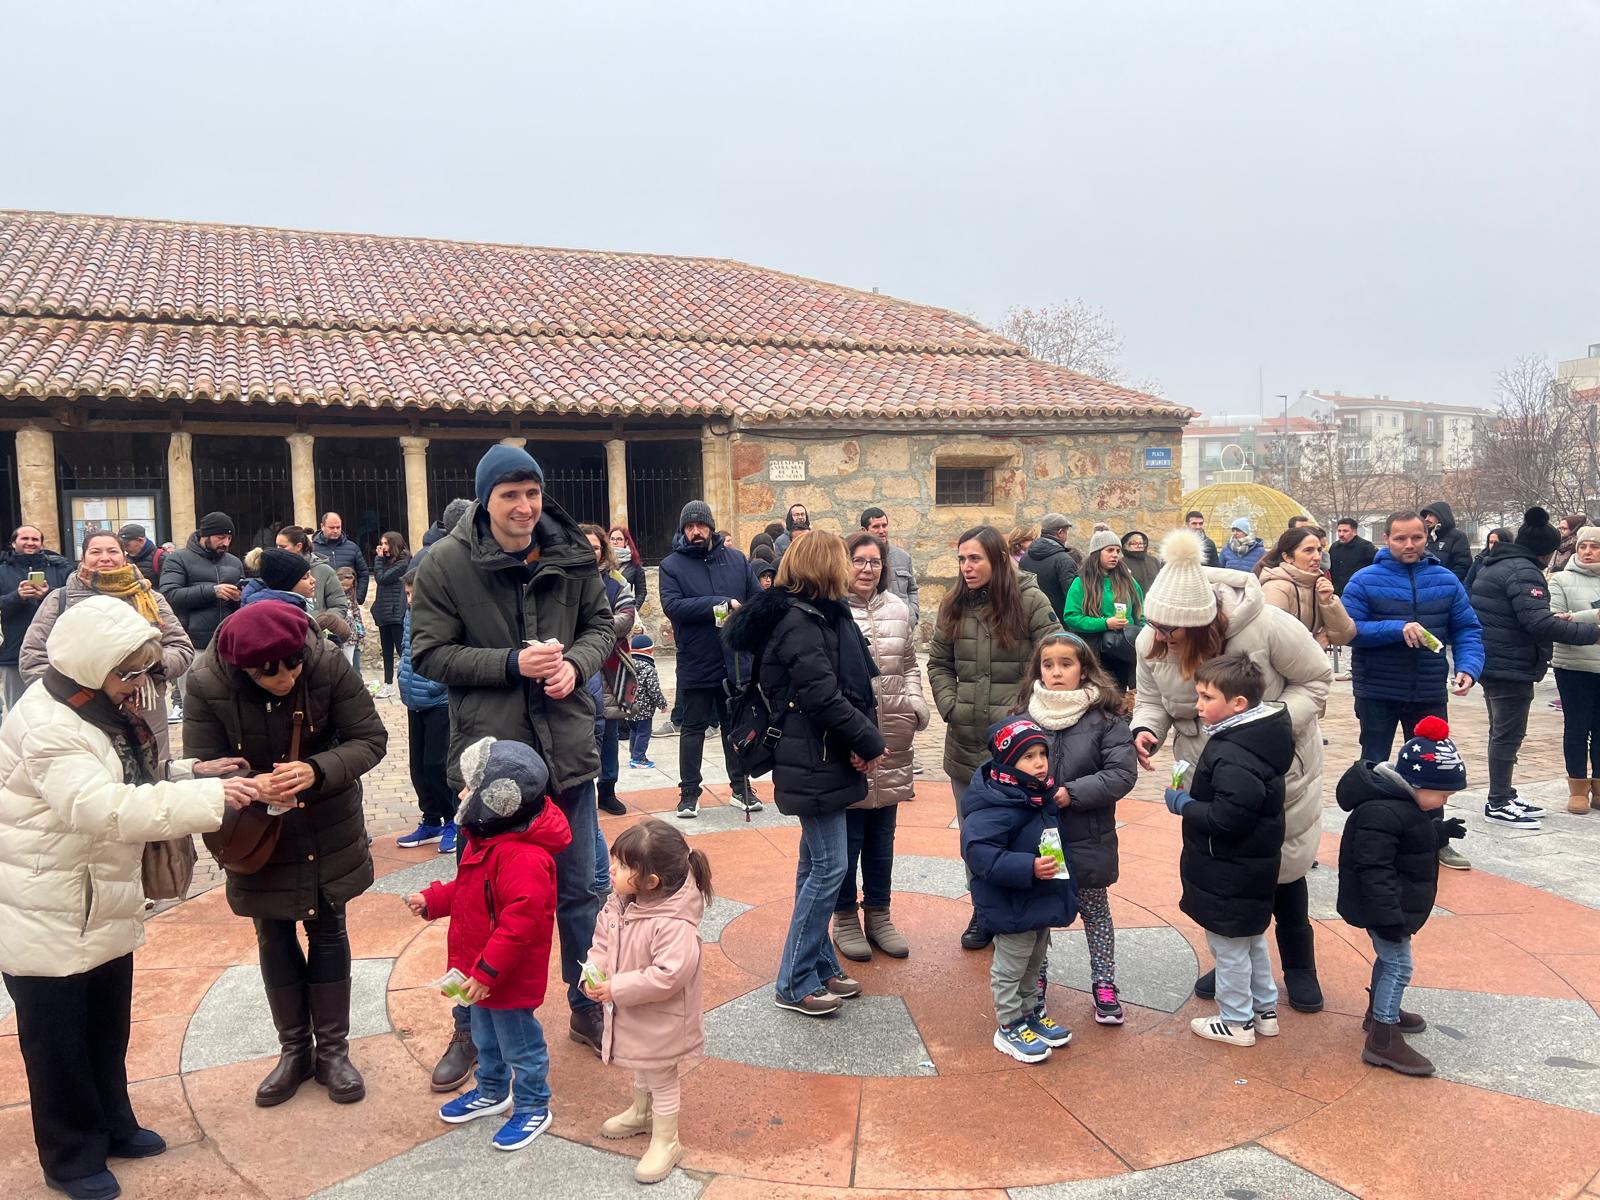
left=167, top=703, right=183, bottom=725
left=1190, top=1015, right=1256, bottom=1046
left=1252, top=1008, right=1281, bottom=1037
left=375, top=683, right=394, bottom=700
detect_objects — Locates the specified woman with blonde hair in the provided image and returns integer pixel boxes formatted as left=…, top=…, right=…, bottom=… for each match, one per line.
left=1007, top=524, right=1039, bottom=563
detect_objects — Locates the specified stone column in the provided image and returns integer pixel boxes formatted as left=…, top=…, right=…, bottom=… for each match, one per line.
left=700, top=427, right=733, bottom=528
left=605, top=438, right=628, bottom=528
left=399, top=436, right=431, bottom=550
left=287, top=432, right=316, bottom=530
left=14, top=424, right=60, bottom=554
left=167, top=431, right=196, bottom=540
left=498, top=436, right=527, bottom=449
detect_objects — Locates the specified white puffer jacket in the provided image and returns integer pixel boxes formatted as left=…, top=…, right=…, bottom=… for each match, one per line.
left=1550, top=560, right=1600, bottom=673
left=0, top=596, right=225, bottom=978
left=847, top=589, right=929, bottom=808
left=1131, top=569, right=1333, bottom=884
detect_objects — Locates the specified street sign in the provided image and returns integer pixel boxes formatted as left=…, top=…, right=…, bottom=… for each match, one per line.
left=769, top=459, right=806, bottom=482
left=1143, top=447, right=1173, bottom=470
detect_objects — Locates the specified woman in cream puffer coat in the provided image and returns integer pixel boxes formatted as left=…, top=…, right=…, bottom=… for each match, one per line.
left=0, top=596, right=252, bottom=1197
left=833, top=533, right=931, bottom=961
left=1548, top=527, right=1600, bottom=812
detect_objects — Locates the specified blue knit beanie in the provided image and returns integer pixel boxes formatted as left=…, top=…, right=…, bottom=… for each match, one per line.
left=474, top=445, right=544, bottom=504
left=1394, top=716, right=1467, bottom=792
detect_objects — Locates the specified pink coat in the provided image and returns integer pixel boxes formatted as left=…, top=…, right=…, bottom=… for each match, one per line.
left=590, top=878, right=705, bottom=1070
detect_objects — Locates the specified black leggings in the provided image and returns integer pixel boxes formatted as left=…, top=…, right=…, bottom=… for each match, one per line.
left=1556, top=668, right=1600, bottom=778
left=255, top=902, right=350, bottom=988
left=380, top=623, right=403, bottom=684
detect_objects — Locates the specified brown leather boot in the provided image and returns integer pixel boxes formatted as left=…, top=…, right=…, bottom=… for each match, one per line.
left=431, top=1025, right=476, bottom=1092
left=863, top=906, right=910, bottom=958
left=1361, top=985, right=1425, bottom=1034
left=1361, top=1020, right=1434, bottom=1076
left=832, top=908, right=871, bottom=962
left=309, top=979, right=366, bottom=1103
left=255, top=984, right=314, bottom=1107
left=1569, top=778, right=1590, bottom=815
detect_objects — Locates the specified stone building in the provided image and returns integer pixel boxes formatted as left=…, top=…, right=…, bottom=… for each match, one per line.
left=0, top=210, right=1189, bottom=614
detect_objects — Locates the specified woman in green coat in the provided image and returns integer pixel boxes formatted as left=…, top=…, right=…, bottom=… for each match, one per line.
left=1062, top=530, right=1145, bottom=692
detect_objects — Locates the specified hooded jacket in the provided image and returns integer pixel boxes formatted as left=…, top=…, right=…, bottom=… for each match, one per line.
left=846, top=588, right=929, bottom=808
left=311, top=531, right=370, bottom=603
left=398, top=610, right=448, bottom=711
left=158, top=532, right=244, bottom=650
left=1421, top=501, right=1472, bottom=582
left=420, top=800, right=570, bottom=1010
left=1335, top=760, right=1446, bottom=937
left=590, top=878, right=706, bottom=1069
left=1121, top=536, right=1160, bottom=597
left=658, top=531, right=761, bottom=689
left=0, top=548, right=72, bottom=667
left=723, top=588, right=885, bottom=818
left=1329, top=534, right=1377, bottom=595
left=370, top=552, right=410, bottom=626
left=960, top=763, right=1078, bottom=935
left=1340, top=549, right=1483, bottom=702
left=408, top=500, right=615, bottom=792
left=1176, top=705, right=1294, bottom=938
left=1549, top=558, right=1600, bottom=673
left=126, top=538, right=160, bottom=585
left=1259, top=561, right=1356, bottom=648
left=0, top=597, right=226, bottom=977
left=1019, top=534, right=1079, bottom=619
left=1470, top=543, right=1600, bottom=684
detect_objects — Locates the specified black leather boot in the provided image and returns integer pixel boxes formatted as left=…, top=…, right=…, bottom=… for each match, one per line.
left=959, top=910, right=992, bottom=950
left=1193, top=969, right=1217, bottom=1000
left=309, top=979, right=367, bottom=1103
left=1276, top=923, right=1324, bottom=1014
left=256, top=984, right=315, bottom=1107
left=597, top=780, right=626, bottom=816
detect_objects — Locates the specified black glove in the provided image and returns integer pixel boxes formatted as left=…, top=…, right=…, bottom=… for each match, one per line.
left=1374, top=924, right=1407, bottom=944
left=1438, top=816, right=1467, bottom=844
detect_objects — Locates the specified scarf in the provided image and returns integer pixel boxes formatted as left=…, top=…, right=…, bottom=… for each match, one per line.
left=1228, top=534, right=1256, bottom=556
left=1203, top=701, right=1272, bottom=738
left=42, top=667, right=160, bottom=785
left=87, top=565, right=163, bottom=626
left=1028, top=682, right=1096, bottom=731
left=615, top=544, right=633, bottom=565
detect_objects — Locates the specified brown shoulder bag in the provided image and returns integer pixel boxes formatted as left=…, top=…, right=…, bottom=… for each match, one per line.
left=202, top=707, right=305, bottom=875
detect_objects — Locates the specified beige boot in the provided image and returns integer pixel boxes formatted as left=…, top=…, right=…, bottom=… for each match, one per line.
left=600, top=1087, right=652, bottom=1139
left=863, top=906, right=910, bottom=958
left=634, top=1111, right=682, bottom=1184
left=1570, top=779, right=1591, bottom=815
left=1590, top=779, right=1600, bottom=811
left=832, top=907, right=871, bottom=962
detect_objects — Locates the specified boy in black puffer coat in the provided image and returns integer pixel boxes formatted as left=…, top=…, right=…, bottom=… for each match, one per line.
left=1336, top=717, right=1468, bottom=1078
left=1164, top=654, right=1295, bottom=1048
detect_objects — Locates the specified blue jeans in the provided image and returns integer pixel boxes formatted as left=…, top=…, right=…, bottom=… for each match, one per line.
left=1368, top=931, right=1414, bottom=1025
left=593, top=820, right=611, bottom=895
left=628, top=720, right=653, bottom=763
left=777, top=810, right=848, bottom=1002
left=837, top=805, right=899, bottom=911
left=1204, top=930, right=1279, bottom=1025
left=468, top=1005, right=550, bottom=1111
left=600, top=718, right=621, bottom=787
left=552, top=783, right=601, bottom=1014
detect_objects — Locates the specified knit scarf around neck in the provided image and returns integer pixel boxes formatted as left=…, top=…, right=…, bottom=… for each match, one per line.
left=85, top=565, right=162, bottom=626
left=42, top=667, right=160, bottom=785
left=1028, top=682, right=1096, bottom=731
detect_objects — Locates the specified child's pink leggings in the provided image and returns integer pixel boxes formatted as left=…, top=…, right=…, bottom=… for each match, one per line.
left=634, top=1065, right=681, bottom=1115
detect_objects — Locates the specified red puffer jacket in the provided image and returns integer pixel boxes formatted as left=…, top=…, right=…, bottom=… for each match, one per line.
left=420, top=802, right=571, bottom=1010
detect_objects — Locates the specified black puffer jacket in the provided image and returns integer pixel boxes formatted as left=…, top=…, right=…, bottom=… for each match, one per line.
left=1335, top=760, right=1446, bottom=937
left=1421, top=501, right=1472, bottom=582
left=0, top=549, right=71, bottom=667
left=126, top=538, right=160, bottom=585
left=183, top=627, right=388, bottom=921
left=1177, top=705, right=1294, bottom=938
left=311, top=532, right=370, bottom=603
left=370, top=554, right=410, bottom=626
left=723, top=588, right=885, bottom=819
left=1470, top=543, right=1600, bottom=683
left=1038, top=706, right=1137, bottom=889
left=1329, top=535, right=1376, bottom=595
left=1019, top=535, right=1078, bottom=619
left=158, top=533, right=244, bottom=650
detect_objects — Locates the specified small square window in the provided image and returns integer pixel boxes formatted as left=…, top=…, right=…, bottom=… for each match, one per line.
left=935, top=466, right=993, bottom=506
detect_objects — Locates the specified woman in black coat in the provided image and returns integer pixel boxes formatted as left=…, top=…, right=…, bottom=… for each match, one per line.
left=183, top=600, right=387, bottom=1108
left=370, top=531, right=410, bottom=697
left=724, top=531, right=885, bottom=1018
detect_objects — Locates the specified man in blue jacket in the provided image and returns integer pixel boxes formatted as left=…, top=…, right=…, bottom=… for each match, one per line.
left=658, top=499, right=763, bottom=818
left=1342, top=511, right=1485, bottom=869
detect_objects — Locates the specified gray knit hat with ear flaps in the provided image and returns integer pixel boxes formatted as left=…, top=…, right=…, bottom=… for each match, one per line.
left=455, top=737, right=550, bottom=839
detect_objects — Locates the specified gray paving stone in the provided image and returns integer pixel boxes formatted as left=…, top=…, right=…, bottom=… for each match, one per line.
left=368, top=855, right=458, bottom=896
left=1044, top=925, right=1197, bottom=1013
left=890, top=853, right=971, bottom=899
left=1304, top=859, right=1447, bottom=920
left=700, top=895, right=752, bottom=943
left=677, top=802, right=799, bottom=836
left=705, top=989, right=936, bottom=1076
left=312, top=1126, right=700, bottom=1198
left=1008, top=1143, right=1357, bottom=1198
left=1406, top=986, right=1600, bottom=1114
left=181, top=958, right=394, bottom=1072
left=0, top=989, right=12, bottom=1025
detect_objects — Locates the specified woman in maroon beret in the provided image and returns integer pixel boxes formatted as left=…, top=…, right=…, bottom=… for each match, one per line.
left=183, top=599, right=388, bottom=1108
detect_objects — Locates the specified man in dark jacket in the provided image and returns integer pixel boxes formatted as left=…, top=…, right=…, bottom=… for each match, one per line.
left=1020, top=514, right=1079, bottom=618
left=1186, top=511, right=1221, bottom=568
left=409, top=444, right=615, bottom=1055
left=659, top=500, right=762, bottom=817
left=0, top=523, right=71, bottom=712
left=1420, top=500, right=1471, bottom=581
left=1470, top=506, right=1600, bottom=828
left=1329, top=518, right=1376, bottom=595
left=408, top=498, right=471, bottom=576
left=158, top=510, right=244, bottom=655
left=771, top=503, right=810, bottom=560
left=118, top=522, right=160, bottom=584
left=312, top=512, right=371, bottom=603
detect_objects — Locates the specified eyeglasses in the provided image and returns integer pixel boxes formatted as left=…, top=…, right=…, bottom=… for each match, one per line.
left=850, top=558, right=883, bottom=571
left=245, top=655, right=305, bottom=679
left=114, top=664, right=154, bottom=683
left=1148, top=620, right=1179, bottom=637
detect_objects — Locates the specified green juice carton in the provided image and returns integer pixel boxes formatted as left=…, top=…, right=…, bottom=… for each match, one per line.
left=1418, top=629, right=1443, bottom=653
left=580, top=958, right=609, bottom=990
left=1172, top=759, right=1192, bottom=789
left=1039, top=828, right=1069, bottom=880
left=433, top=968, right=474, bottom=1006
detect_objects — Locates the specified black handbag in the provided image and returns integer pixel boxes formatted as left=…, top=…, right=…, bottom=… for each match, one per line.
left=725, top=643, right=795, bottom=778
left=1096, top=624, right=1139, bottom=666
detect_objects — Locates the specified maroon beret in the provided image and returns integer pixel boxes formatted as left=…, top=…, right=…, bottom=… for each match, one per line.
left=215, top=600, right=311, bottom=668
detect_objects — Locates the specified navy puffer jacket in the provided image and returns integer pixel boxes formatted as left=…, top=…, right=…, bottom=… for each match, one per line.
left=960, top=764, right=1078, bottom=935
left=658, top=532, right=761, bottom=688
left=1342, top=550, right=1484, bottom=702
left=1335, top=761, right=1446, bottom=937
left=1470, top=544, right=1600, bottom=684
left=398, top=611, right=447, bottom=711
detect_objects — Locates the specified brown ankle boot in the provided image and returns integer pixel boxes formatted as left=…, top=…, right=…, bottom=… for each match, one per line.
left=1569, top=778, right=1591, bottom=815
left=1589, top=779, right=1600, bottom=811
left=255, top=984, right=314, bottom=1107
left=832, top=908, right=871, bottom=962
left=308, top=979, right=366, bottom=1103
left=863, top=906, right=909, bottom=958
left=1361, top=986, right=1425, bottom=1034
left=1361, top=1020, right=1434, bottom=1076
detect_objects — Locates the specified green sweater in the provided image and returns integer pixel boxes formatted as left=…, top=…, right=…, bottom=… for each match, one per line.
left=1062, top=575, right=1144, bottom=634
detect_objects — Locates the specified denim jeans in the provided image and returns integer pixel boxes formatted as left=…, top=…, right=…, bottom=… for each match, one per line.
left=1204, top=930, right=1279, bottom=1024
left=469, top=1005, right=550, bottom=1111
left=1368, top=931, right=1414, bottom=1025
left=593, top=819, right=611, bottom=895
left=552, top=782, right=601, bottom=1014
left=1353, top=695, right=1446, bottom=764
left=777, top=809, right=848, bottom=1002
left=628, top=720, right=653, bottom=763
left=600, top=718, right=621, bottom=788
left=1482, top=679, right=1535, bottom=804
left=837, top=805, right=899, bottom=911
left=678, top=685, right=745, bottom=796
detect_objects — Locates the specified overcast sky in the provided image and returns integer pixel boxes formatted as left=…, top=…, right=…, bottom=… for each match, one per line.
left=6, top=0, right=1597, bottom=415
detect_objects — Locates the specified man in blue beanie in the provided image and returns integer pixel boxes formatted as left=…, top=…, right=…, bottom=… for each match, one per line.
left=409, top=442, right=616, bottom=1060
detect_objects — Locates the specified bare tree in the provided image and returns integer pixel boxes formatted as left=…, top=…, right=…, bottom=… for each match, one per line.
left=1477, top=355, right=1591, bottom=518
left=997, top=299, right=1161, bottom=393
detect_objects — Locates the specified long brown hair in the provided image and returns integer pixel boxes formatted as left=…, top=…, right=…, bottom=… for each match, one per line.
left=1079, top=545, right=1144, bottom=621
left=379, top=530, right=410, bottom=562
left=1146, top=610, right=1231, bottom=679
left=936, top=525, right=1027, bottom=648
left=1013, top=632, right=1122, bottom=714
left=610, top=817, right=714, bottom=902
left=579, top=523, right=619, bottom=572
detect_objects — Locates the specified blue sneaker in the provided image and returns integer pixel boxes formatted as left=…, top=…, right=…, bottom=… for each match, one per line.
left=492, top=1108, right=553, bottom=1151
left=397, top=821, right=443, bottom=849
left=439, top=1087, right=512, bottom=1124
left=629, top=758, right=655, bottom=769
left=1024, top=1007, right=1073, bottom=1047
left=993, top=1019, right=1052, bottom=1063
left=437, top=822, right=458, bottom=855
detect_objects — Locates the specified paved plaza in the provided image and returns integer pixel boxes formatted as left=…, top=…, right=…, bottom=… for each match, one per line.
left=3, top=658, right=1600, bottom=1198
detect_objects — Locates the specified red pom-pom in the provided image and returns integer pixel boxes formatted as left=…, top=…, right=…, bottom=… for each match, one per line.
left=1414, top=715, right=1450, bottom=740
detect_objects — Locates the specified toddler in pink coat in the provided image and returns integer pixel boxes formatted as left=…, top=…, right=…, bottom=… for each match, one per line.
left=583, top=817, right=712, bottom=1185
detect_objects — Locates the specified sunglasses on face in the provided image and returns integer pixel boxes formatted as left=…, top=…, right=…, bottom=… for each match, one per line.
left=245, top=655, right=304, bottom=680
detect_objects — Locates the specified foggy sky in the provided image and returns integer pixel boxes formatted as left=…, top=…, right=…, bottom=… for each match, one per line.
left=5, top=0, right=1597, bottom=415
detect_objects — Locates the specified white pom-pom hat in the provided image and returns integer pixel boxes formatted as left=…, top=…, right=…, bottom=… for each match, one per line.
left=1144, top=531, right=1220, bottom=628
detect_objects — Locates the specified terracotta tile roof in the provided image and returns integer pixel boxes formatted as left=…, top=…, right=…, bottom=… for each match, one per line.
left=0, top=210, right=1188, bottom=423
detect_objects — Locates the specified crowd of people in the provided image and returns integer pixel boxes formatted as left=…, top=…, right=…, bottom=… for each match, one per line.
left=2, top=452, right=1597, bottom=1197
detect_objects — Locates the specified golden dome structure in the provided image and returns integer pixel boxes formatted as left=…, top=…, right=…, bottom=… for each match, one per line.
left=1180, top=482, right=1315, bottom=540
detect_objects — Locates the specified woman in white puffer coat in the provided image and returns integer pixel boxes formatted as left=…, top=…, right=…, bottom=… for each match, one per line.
left=832, top=531, right=930, bottom=962
left=0, top=596, right=255, bottom=1200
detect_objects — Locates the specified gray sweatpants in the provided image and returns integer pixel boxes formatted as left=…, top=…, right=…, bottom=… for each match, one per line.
left=991, top=928, right=1051, bottom=1026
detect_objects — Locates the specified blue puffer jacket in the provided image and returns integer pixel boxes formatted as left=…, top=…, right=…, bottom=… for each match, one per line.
left=658, top=532, right=761, bottom=689
left=398, top=611, right=447, bottom=711
left=960, top=764, right=1078, bottom=935
left=1342, top=549, right=1485, bottom=702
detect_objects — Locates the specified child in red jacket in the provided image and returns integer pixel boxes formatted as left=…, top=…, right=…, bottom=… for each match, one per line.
left=406, top=737, right=570, bottom=1153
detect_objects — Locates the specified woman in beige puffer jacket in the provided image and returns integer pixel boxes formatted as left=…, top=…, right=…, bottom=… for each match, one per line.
left=833, top=533, right=930, bottom=961
left=1257, top=528, right=1356, bottom=649
left=1548, top=526, right=1600, bottom=812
